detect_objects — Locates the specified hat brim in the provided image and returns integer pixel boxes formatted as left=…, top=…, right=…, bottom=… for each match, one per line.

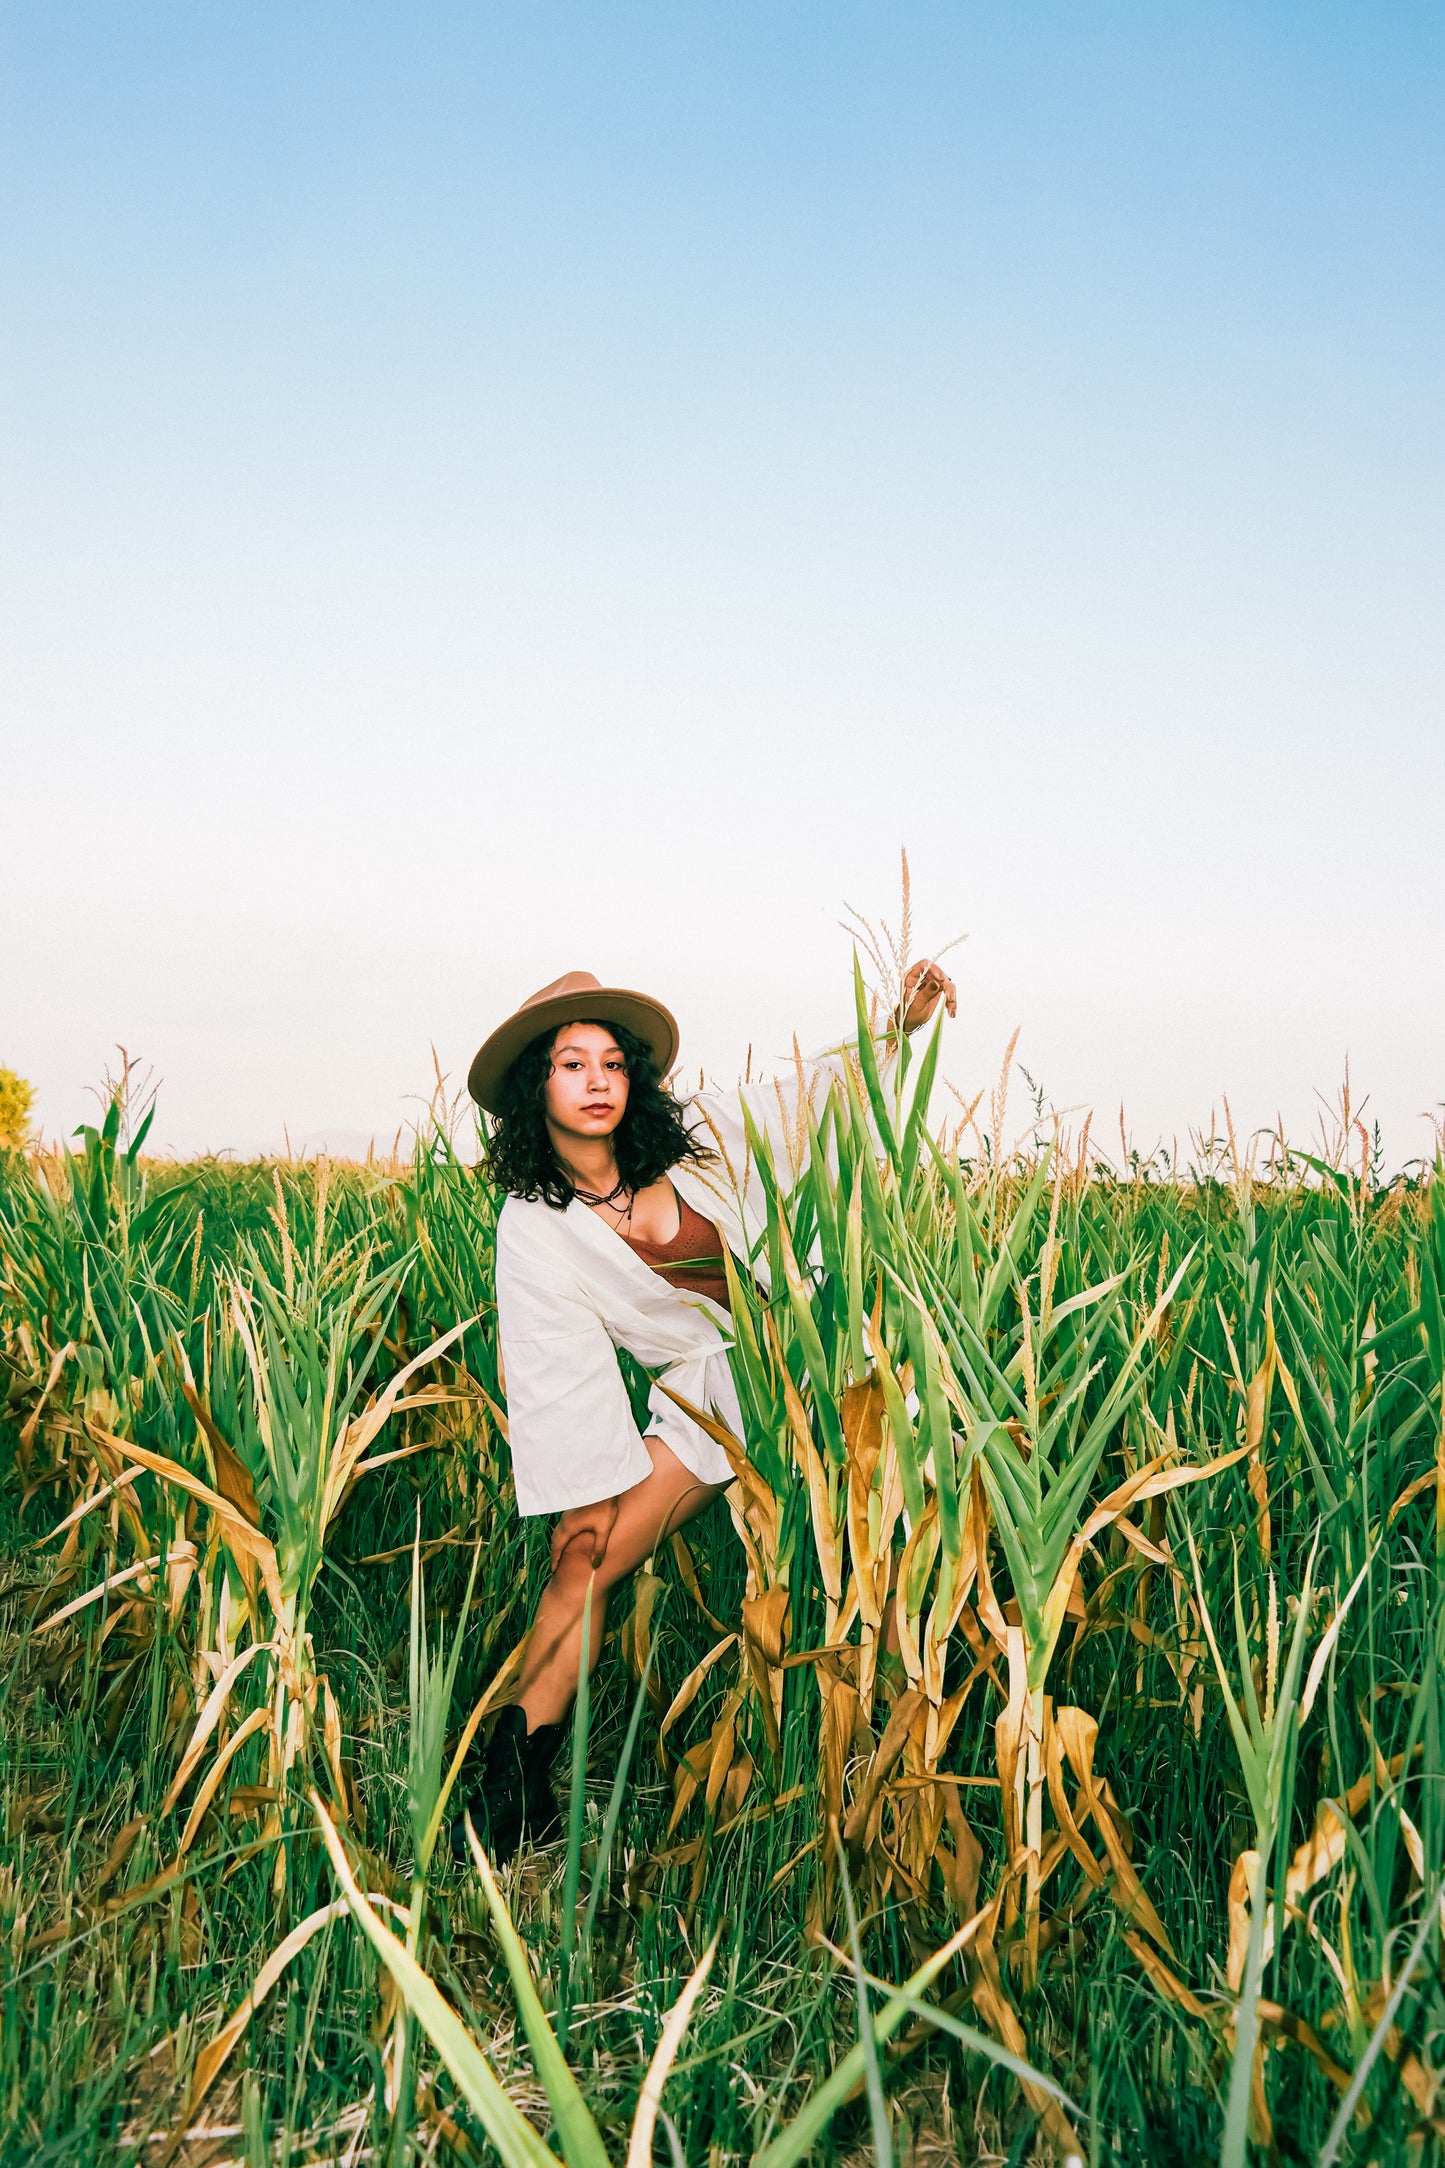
left=467, top=987, right=680, bottom=1112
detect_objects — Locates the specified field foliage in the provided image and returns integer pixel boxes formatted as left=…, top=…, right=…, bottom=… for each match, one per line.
left=2, top=992, right=1443, bottom=2168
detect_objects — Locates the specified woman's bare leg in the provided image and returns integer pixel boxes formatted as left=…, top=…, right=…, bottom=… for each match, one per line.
left=517, top=1438, right=727, bottom=1728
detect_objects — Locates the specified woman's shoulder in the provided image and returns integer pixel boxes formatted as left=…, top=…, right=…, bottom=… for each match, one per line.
left=497, top=1190, right=576, bottom=1255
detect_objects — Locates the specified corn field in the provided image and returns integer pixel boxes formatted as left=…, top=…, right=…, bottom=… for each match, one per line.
left=3, top=987, right=1444, bottom=2168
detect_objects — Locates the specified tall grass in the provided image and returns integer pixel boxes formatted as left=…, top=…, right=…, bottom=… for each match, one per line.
left=1, top=997, right=1442, bottom=2166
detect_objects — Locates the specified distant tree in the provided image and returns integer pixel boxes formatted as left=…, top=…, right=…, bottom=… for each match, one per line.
left=0, top=1068, right=35, bottom=1150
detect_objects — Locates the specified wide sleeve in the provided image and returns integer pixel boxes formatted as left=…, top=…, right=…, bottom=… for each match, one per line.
left=495, top=1207, right=654, bottom=1517
left=678, top=1025, right=901, bottom=1256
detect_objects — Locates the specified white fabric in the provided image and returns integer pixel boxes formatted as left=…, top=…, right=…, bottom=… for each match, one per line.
left=495, top=1032, right=878, bottom=1517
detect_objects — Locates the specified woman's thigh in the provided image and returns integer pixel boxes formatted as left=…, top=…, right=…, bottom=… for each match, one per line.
left=593, top=1437, right=726, bottom=1590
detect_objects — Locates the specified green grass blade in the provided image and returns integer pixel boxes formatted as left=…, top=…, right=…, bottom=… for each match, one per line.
left=580, top=1593, right=665, bottom=1960
left=753, top=1914, right=996, bottom=2168
left=1219, top=1847, right=1269, bottom=2168
left=463, top=1823, right=610, bottom=2168
left=850, top=952, right=900, bottom=1171
left=834, top=1830, right=892, bottom=2168
left=853, top=1969, right=1080, bottom=2106
left=1317, top=1891, right=1440, bottom=2168
left=312, top=1794, right=558, bottom=2168
left=557, top=1575, right=593, bottom=2050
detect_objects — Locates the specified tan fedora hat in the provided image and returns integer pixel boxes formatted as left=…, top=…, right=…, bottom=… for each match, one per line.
left=467, top=970, right=680, bottom=1112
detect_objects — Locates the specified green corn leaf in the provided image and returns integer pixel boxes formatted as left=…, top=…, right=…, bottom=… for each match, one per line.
left=778, top=1219, right=846, bottom=1466
left=843, top=1161, right=868, bottom=1384
left=834, top=1831, right=891, bottom=2168
left=580, top=1594, right=664, bottom=1959
left=978, top=1153, right=1053, bottom=1332
left=752, top=1914, right=1070, bottom=2168
left=464, top=1823, right=610, bottom=2168
left=873, top=1334, right=925, bottom=1529
left=313, top=1794, right=560, bottom=2168
left=557, top=1576, right=594, bottom=2049
left=850, top=953, right=900, bottom=1173
left=898, top=1010, right=944, bottom=1197
left=898, top=1289, right=959, bottom=1551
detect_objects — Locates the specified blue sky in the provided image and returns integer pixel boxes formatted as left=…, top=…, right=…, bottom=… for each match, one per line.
left=3, top=4, right=1442, bottom=1163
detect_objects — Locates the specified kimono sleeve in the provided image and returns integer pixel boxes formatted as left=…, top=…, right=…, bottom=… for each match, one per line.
left=686, top=1030, right=900, bottom=1193
left=495, top=1211, right=654, bottom=1517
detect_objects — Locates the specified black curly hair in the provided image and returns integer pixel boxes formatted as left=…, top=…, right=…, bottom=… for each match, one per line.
left=482, top=1018, right=714, bottom=1209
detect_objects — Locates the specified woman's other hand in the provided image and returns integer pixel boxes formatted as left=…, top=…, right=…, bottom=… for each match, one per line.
left=899, top=958, right=958, bottom=1036
left=552, top=1495, right=621, bottom=1572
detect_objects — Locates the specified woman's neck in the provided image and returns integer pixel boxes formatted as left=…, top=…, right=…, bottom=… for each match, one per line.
left=549, top=1131, right=621, bottom=1197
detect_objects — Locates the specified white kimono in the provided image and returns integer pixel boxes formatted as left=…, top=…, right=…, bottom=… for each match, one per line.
left=495, top=1032, right=883, bottom=1516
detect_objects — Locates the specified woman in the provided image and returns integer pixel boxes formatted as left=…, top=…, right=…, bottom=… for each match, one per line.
left=461, top=960, right=956, bottom=1861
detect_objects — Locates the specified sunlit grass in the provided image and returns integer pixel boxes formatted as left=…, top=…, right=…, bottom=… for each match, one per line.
left=2, top=999, right=1442, bottom=2166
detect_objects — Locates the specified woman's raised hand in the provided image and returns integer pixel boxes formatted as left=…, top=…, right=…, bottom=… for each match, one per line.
left=551, top=1494, right=621, bottom=1572
left=899, top=957, right=958, bottom=1036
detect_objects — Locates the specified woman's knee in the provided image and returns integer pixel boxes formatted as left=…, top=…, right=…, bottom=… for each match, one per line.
left=598, top=1481, right=724, bottom=1589
left=547, top=1545, right=600, bottom=1606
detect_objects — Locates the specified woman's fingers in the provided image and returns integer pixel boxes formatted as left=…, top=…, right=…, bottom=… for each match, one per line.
left=900, top=959, right=957, bottom=1032
left=551, top=1511, right=587, bottom=1571
left=551, top=1496, right=620, bottom=1571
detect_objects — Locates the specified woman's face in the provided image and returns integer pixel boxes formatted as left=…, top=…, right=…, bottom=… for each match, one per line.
left=542, top=1021, right=630, bottom=1148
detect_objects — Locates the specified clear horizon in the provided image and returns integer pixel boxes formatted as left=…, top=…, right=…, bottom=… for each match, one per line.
left=4, top=4, right=1442, bottom=1169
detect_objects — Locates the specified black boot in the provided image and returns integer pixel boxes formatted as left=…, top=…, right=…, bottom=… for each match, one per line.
left=454, top=1704, right=527, bottom=1867
left=520, top=1719, right=566, bottom=1847
left=452, top=1706, right=566, bottom=1868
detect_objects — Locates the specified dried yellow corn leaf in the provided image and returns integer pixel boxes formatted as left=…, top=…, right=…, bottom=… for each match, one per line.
left=1285, top=1799, right=1348, bottom=1903
left=1122, top=1929, right=1211, bottom=2019
left=843, top=1689, right=923, bottom=1848
left=164, top=1899, right=346, bottom=2153
left=659, top=1633, right=738, bottom=1751
left=177, top=1706, right=271, bottom=1858
left=1226, top=1848, right=1262, bottom=1994
left=1056, top=1706, right=1174, bottom=1955
left=669, top=1531, right=727, bottom=1633
left=1256, top=2000, right=1351, bottom=2092
left=161, top=1639, right=271, bottom=1815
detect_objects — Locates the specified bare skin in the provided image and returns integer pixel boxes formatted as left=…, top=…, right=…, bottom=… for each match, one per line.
left=513, top=957, right=958, bottom=1729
